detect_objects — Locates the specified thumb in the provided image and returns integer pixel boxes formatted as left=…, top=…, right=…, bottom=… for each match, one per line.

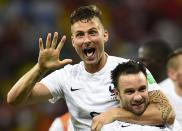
left=59, top=59, right=73, bottom=66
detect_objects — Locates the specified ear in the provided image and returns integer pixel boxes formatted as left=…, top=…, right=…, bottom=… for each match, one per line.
left=103, top=30, right=108, bottom=43
left=167, top=68, right=176, bottom=81
left=71, top=35, right=75, bottom=47
left=114, top=88, right=120, bottom=101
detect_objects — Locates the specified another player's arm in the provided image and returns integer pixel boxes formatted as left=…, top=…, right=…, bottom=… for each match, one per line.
left=91, top=90, right=175, bottom=131
left=7, top=32, right=72, bottom=107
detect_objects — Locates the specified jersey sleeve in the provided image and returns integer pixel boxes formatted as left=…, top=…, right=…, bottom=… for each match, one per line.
left=40, top=67, right=69, bottom=103
left=146, top=69, right=160, bottom=91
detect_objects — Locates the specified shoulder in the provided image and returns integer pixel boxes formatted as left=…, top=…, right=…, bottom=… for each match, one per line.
left=159, top=78, right=174, bottom=90
left=56, top=62, right=83, bottom=76
left=159, top=78, right=176, bottom=96
left=60, top=62, right=82, bottom=71
left=107, top=55, right=129, bottom=69
left=108, top=55, right=128, bottom=63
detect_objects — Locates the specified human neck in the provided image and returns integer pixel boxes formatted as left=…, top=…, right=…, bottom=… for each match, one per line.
left=84, top=53, right=107, bottom=73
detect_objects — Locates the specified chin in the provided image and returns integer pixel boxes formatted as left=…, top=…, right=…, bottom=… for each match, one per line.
left=85, top=59, right=97, bottom=65
left=135, top=111, right=144, bottom=115
left=133, top=110, right=145, bottom=115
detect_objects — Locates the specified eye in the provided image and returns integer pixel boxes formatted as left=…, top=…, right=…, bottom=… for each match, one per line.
left=124, top=89, right=135, bottom=95
left=88, top=30, right=98, bottom=36
left=76, top=32, right=84, bottom=38
left=138, top=86, right=146, bottom=92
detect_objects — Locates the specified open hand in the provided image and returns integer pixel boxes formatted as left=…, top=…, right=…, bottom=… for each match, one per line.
left=38, top=32, right=72, bottom=73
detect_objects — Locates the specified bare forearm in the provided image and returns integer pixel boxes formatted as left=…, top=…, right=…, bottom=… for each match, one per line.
left=7, top=64, right=45, bottom=106
left=148, top=90, right=175, bottom=125
left=113, top=104, right=164, bottom=125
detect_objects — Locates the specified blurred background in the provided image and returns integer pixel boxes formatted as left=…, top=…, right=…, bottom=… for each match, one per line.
left=0, top=0, right=182, bottom=130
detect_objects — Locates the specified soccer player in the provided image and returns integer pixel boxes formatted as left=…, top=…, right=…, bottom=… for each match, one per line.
left=160, top=48, right=182, bottom=126
left=7, top=5, right=175, bottom=131
left=101, top=60, right=181, bottom=131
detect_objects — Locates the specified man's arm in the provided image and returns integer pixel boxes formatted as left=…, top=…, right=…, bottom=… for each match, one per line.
left=91, top=90, right=175, bottom=131
left=7, top=64, right=51, bottom=106
left=7, top=32, right=72, bottom=107
left=147, top=90, right=175, bottom=125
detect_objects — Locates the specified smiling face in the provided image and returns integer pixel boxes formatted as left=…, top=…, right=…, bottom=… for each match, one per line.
left=71, top=17, right=108, bottom=72
left=115, top=72, right=149, bottom=115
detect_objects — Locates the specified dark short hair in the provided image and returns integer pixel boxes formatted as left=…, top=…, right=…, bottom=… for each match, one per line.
left=70, top=5, right=103, bottom=25
left=167, top=48, right=182, bottom=61
left=139, top=39, right=172, bottom=63
left=111, top=60, right=147, bottom=88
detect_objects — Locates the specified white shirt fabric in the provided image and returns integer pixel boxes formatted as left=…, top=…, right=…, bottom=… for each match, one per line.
left=159, top=78, right=182, bottom=127
left=159, top=78, right=175, bottom=93
left=41, top=55, right=160, bottom=131
left=101, top=119, right=182, bottom=131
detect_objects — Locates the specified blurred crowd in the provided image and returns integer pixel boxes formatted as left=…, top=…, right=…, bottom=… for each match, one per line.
left=0, top=0, right=182, bottom=130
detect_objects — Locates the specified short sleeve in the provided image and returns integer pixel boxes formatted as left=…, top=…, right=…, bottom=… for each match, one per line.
left=40, top=70, right=66, bottom=103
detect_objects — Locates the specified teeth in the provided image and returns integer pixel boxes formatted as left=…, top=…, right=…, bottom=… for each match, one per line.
left=84, top=48, right=95, bottom=57
left=87, top=51, right=93, bottom=57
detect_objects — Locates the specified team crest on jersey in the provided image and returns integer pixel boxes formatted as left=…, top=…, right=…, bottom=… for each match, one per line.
left=109, top=85, right=115, bottom=96
left=109, top=84, right=116, bottom=100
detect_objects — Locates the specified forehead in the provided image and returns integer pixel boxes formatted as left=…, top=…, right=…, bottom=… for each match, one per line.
left=118, top=72, right=147, bottom=89
left=177, top=54, right=182, bottom=61
left=176, top=55, right=182, bottom=68
left=71, top=17, right=103, bottom=33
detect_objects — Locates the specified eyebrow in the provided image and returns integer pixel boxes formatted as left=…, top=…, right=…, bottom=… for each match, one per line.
left=75, top=27, right=97, bottom=33
left=124, top=85, right=147, bottom=92
left=88, top=27, right=97, bottom=30
left=138, top=85, right=147, bottom=90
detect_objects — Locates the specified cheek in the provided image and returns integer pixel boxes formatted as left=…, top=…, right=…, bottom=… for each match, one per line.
left=141, top=92, right=149, bottom=103
left=73, top=39, right=83, bottom=47
left=120, top=95, right=130, bottom=105
left=72, top=42, right=82, bottom=54
left=90, top=36, right=101, bottom=43
left=176, top=72, right=182, bottom=84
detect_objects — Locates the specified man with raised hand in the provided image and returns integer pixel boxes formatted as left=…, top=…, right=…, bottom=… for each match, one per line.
left=7, top=5, right=175, bottom=131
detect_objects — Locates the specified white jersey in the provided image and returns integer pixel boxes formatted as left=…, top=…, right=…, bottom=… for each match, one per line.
left=159, top=78, right=175, bottom=93
left=159, top=78, right=182, bottom=127
left=101, top=120, right=182, bottom=131
left=41, top=55, right=159, bottom=131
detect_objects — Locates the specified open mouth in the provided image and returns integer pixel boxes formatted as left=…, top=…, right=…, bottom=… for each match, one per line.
left=83, top=47, right=96, bottom=57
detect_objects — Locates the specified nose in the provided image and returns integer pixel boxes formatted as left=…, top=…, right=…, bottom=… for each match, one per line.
left=133, top=93, right=142, bottom=102
left=83, top=34, right=91, bottom=43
